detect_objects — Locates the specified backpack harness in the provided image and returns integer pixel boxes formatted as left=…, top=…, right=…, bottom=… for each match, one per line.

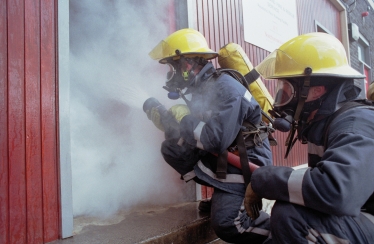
left=212, top=68, right=275, bottom=186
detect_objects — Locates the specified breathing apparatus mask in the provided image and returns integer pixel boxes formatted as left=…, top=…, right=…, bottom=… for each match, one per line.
left=269, top=79, right=298, bottom=133
left=163, top=56, right=207, bottom=100
left=270, top=75, right=333, bottom=158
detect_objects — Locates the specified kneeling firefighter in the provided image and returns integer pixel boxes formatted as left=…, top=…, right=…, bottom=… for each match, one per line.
left=244, top=32, right=374, bottom=243
left=144, top=28, right=273, bottom=243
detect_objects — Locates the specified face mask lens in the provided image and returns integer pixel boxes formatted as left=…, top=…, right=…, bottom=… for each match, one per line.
left=166, top=63, right=177, bottom=81
left=274, top=79, right=295, bottom=107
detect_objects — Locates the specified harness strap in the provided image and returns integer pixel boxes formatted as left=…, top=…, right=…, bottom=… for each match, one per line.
left=236, top=129, right=251, bottom=187
left=216, top=150, right=228, bottom=179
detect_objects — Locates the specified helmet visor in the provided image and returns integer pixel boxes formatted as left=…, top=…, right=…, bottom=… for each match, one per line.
left=274, top=79, right=295, bottom=107
left=149, top=40, right=174, bottom=61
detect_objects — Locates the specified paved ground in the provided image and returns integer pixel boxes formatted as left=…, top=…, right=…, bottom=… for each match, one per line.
left=47, top=199, right=277, bottom=244
left=47, top=201, right=223, bottom=244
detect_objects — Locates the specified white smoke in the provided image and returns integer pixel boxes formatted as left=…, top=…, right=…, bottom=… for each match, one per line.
left=69, top=0, right=194, bottom=217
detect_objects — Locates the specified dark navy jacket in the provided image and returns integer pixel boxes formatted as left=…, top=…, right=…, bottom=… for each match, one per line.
left=179, top=62, right=273, bottom=196
left=251, top=79, right=374, bottom=217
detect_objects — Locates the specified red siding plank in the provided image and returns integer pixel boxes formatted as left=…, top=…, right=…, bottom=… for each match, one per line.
left=296, top=0, right=340, bottom=36
left=196, top=0, right=204, bottom=33
left=168, top=0, right=176, bottom=34
left=211, top=0, right=220, bottom=51
left=231, top=0, right=238, bottom=44
left=221, top=0, right=229, bottom=45
left=40, top=0, right=59, bottom=241
left=25, top=0, right=44, bottom=242
left=0, top=0, right=9, bottom=243
left=227, top=0, right=235, bottom=43
left=236, top=0, right=243, bottom=45
left=216, top=0, right=225, bottom=49
left=7, top=0, right=27, bottom=243
left=202, top=0, right=210, bottom=45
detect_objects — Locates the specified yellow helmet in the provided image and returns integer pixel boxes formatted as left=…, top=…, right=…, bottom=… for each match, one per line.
left=149, top=28, right=218, bottom=64
left=256, top=32, right=365, bottom=79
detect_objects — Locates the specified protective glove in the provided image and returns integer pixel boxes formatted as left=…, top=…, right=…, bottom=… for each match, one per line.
left=168, top=104, right=190, bottom=123
left=244, top=183, right=262, bottom=220
left=145, top=107, right=165, bottom=132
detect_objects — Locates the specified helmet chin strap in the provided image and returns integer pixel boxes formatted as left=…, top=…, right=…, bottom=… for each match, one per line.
left=284, top=67, right=312, bottom=159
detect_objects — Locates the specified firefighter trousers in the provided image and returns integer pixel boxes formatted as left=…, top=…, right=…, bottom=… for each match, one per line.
left=264, top=201, right=374, bottom=243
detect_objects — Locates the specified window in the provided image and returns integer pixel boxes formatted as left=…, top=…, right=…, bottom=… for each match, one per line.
left=357, top=34, right=371, bottom=93
left=358, top=36, right=370, bottom=65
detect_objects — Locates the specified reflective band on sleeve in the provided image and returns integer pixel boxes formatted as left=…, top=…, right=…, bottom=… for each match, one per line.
left=362, top=212, right=374, bottom=225
left=307, top=228, right=349, bottom=244
left=196, top=140, right=204, bottom=150
left=182, top=170, right=196, bottom=182
left=288, top=167, right=308, bottom=206
left=234, top=201, right=270, bottom=237
left=308, top=142, right=324, bottom=157
left=244, top=227, right=270, bottom=236
left=197, top=161, right=244, bottom=183
left=243, top=90, right=253, bottom=102
left=193, top=121, right=205, bottom=150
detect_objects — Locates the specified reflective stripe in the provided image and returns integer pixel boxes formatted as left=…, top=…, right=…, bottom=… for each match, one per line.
left=306, top=228, right=349, bottom=244
left=308, top=142, right=324, bottom=157
left=243, top=90, right=253, bottom=102
left=182, top=170, right=196, bottom=182
left=320, top=233, right=349, bottom=244
left=197, top=161, right=244, bottom=183
left=193, top=121, right=205, bottom=150
left=362, top=212, right=374, bottom=225
left=288, top=167, right=308, bottom=206
left=244, top=227, right=270, bottom=236
left=234, top=200, right=270, bottom=237
left=306, top=231, right=318, bottom=242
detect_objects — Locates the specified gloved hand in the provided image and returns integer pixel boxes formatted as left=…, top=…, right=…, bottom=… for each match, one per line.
left=168, top=104, right=190, bottom=123
left=244, top=183, right=262, bottom=220
left=145, top=107, right=165, bottom=132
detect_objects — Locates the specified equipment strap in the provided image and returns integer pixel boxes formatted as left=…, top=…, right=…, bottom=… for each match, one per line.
left=236, top=129, right=251, bottom=187
left=216, top=150, right=228, bottom=179
left=244, top=69, right=260, bottom=85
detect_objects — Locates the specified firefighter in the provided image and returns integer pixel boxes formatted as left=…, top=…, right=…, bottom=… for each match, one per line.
left=146, top=28, right=273, bottom=243
left=244, top=32, right=374, bottom=243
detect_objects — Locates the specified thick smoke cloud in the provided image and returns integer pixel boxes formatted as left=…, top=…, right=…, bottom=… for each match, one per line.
left=69, top=0, right=194, bottom=217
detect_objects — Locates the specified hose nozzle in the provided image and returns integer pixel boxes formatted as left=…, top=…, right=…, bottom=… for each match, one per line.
left=143, top=97, right=164, bottom=113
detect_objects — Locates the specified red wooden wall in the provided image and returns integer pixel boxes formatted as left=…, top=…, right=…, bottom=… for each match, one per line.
left=0, top=0, right=60, bottom=243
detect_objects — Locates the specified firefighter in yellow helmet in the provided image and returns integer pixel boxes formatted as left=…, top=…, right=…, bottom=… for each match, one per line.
left=145, top=28, right=273, bottom=243
left=244, top=32, right=374, bottom=243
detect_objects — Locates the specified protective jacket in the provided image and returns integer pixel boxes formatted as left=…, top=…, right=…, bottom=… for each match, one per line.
left=251, top=79, right=374, bottom=217
left=178, top=62, right=273, bottom=196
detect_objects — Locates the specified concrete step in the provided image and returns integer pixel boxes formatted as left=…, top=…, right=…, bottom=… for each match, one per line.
left=48, top=202, right=220, bottom=244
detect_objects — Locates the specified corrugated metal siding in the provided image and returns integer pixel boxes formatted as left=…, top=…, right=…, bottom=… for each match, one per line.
left=296, top=0, right=341, bottom=38
left=0, top=0, right=60, bottom=243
